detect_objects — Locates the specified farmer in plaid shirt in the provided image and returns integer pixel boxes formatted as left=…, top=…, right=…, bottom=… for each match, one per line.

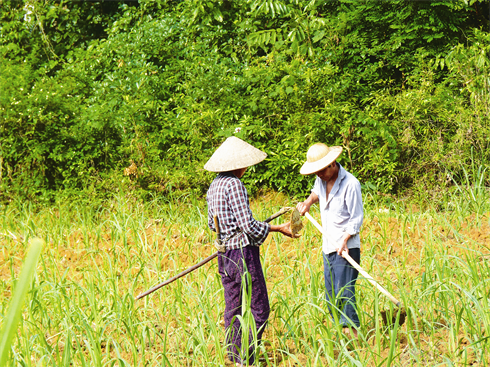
left=205, top=136, right=297, bottom=367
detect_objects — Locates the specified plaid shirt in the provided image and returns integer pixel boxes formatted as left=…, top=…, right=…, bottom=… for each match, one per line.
left=207, top=172, right=270, bottom=250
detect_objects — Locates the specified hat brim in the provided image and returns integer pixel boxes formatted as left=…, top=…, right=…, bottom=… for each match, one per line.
left=204, top=136, right=267, bottom=172
left=299, top=147, right=342, bottom=175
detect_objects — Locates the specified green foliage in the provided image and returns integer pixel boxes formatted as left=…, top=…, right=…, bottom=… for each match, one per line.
left=0, top=0, right=489, bottom=202
left=373, top=29, right=490, bottom=193
left=1, top=0, right=127, bottom=65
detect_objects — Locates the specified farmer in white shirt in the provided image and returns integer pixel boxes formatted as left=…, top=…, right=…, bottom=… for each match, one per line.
left=296, top=143, right=363, bottom=338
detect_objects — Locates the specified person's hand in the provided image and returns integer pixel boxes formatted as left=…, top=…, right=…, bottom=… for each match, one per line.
left=281, top=222, right=301, bottom=238
left=296, top=193, right=318, bottom=216
left=296, top=202, right=310, bottom=216
left=337, top=234, right=350, bottom=256
left=272, top=222, right=300, bottom=239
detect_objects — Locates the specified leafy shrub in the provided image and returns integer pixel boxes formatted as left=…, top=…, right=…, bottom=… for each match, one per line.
left=0, top=0, right=488, bottom=203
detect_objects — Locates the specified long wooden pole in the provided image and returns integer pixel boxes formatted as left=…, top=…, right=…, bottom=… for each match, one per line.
left=305, top=212, right=402, bottom=307
left=135, top=253, right=219, bottom=300
left=135, top=207, right=292, bottom=300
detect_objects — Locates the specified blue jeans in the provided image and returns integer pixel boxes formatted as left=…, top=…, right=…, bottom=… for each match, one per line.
left=323, top=248, right=360, bottom=327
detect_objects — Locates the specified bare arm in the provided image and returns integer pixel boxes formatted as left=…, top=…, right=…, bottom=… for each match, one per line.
left=269, top=222, right=299, bottom=238
left=296, top=192, right=319, bottom=215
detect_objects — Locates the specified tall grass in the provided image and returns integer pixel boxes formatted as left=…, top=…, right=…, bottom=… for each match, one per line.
left=0, top=238, right=43, bottom=364
left=0, top=171, right=489, bottom=366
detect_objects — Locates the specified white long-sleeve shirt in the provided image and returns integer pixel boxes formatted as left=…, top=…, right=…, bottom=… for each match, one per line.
left=311, top=163, right=364, bottom=254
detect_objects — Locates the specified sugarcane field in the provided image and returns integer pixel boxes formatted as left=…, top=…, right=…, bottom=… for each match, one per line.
left=1, top=1, right=490, bottom=366
left=1, top=188, right=490, bottom=366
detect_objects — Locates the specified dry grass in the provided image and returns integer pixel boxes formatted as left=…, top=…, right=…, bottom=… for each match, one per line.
left=0, top=189, right=489, bottom=366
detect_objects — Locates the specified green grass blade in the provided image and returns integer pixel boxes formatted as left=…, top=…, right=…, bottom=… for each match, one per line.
left=0, top=238, right=44, bottom=365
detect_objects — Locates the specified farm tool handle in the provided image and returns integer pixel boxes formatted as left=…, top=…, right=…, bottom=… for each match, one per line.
left=304, top=212, right=402, bottom=307
left=135, top=207, right=293, bottom=300
left=135, top=252, right=218, bottom=300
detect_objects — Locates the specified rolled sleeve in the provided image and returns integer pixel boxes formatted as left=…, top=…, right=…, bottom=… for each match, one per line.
left=344, top=180, right=363, bottom=236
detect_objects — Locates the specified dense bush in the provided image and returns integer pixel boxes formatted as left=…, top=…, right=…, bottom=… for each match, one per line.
left=0, top=0, right=488, bottom=203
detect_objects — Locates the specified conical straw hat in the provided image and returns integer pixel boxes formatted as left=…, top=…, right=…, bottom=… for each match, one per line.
left=204, top=136, right=267, bottom=172
left=300, top=143, right=342, bottom=175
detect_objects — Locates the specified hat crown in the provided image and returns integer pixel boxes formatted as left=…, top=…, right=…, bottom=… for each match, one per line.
left=204, top=136, right=267, bottom=172
left=299, top=143, right=343, bottom=175
left=306, top=143, right=331, bottom=163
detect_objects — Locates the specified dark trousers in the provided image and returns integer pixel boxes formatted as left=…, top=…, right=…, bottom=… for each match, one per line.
left=218, top=246, right=270, bottom=365
left=323, top=248, right=360, bottom=327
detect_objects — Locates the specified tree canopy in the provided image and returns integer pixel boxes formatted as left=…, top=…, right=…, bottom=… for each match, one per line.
left=1, top=0, right=489, bottom=203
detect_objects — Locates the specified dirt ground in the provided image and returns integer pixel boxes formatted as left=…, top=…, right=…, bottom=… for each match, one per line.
left=1, top=198, right=489, bottom=366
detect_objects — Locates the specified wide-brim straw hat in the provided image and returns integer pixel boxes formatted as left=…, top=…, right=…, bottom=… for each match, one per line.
left=300, top=143, right=342, bottom=175
left=204, top=136, right=267, bottom=172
